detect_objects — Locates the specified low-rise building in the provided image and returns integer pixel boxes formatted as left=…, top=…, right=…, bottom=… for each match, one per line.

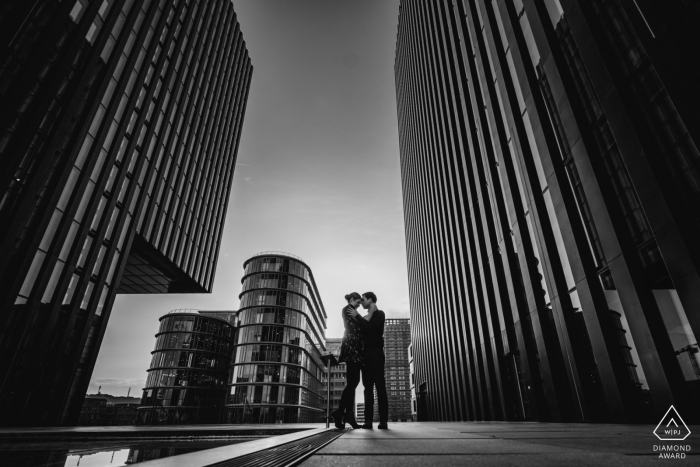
left=139, top=310, right=236, bottom=425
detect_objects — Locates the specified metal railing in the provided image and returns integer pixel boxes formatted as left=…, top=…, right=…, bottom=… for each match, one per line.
left=167, top=308, right=201, bottom=314
left=249, top=251, right=304, bottom=262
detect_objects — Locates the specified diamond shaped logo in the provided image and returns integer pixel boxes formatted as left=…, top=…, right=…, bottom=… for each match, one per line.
left=654, top=406, right=691, bottom=441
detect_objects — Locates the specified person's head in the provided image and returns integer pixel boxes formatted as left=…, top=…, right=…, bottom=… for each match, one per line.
left=361, top=292, right=377, bottom=309
left=345, top=292, right=362, bottom=308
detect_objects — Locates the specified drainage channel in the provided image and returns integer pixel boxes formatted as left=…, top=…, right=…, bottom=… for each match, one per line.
left=210, top=429, right=344, bottom=467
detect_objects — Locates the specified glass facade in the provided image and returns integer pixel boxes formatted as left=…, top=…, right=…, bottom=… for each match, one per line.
left=225, top=253, right=328, bottom=424
left=138, top=310, right=235, bottom=424
left=382, top=319, right=411, bottom=422
left=324, top=338, right=348, bottom=413
left=0, top=0, right=251, bottom=426
left=395, top=0, right=699, bottom=423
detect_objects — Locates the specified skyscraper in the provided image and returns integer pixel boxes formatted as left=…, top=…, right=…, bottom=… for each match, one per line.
left=226, top=252, right=328, bottom=424
left=0, top=0, right=252, bottom=426
left=383, top=318, right=411, bottom=422
left=395, top=0, right=699, bottom=423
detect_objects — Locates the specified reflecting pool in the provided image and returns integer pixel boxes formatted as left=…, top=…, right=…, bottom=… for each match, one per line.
left=0, top=438, right=259, bottom=467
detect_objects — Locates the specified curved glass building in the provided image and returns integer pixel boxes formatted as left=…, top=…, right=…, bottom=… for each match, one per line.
left=226, top=252, right=327, bottom=424
left=139, top=310, right=236, bottom=424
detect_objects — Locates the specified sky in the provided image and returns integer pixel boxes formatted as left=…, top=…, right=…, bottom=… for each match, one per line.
left=88, top=0, right=407, bottom=397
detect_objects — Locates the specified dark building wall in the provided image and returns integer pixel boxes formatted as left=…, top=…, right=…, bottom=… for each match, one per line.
left=0, top=0, right=251, bottom=426
left=395, top=0, right=699, bottom=424
left=138, top=311, right=234, bottom=424
left=226, top=253, right=328, bottom=424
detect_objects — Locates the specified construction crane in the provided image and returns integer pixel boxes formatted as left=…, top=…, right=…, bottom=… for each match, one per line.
left=675, top=343, right=700, bottom=380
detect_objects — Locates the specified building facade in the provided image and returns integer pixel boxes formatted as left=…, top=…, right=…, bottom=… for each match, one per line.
left=356, top=402, right=365, bottom=425
left=324, top=337, right=351, bottom=415
left=382, top=318, right=412, bottom=422
left=0, top=0, right=251, bottom=426
left=138, top=310, right=236, bottom=424
left=408, top=344, right=417, bottom=421
left=395, top=0, right=699, bottom=423
left=226, top=253, right=328, bottom=424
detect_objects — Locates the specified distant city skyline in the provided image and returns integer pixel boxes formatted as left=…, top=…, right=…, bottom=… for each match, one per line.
left=89, top=0, right=407, bottom=397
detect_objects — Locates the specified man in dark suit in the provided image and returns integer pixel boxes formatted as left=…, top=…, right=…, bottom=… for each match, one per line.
left=347, top=291, right=388, bottom=429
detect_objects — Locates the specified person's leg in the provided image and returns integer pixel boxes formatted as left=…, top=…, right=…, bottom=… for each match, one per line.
left=340, top=363, right=361, bottom=417
left=361, top=358, right=375, bottom=426
left=374, top=351, right=389, bottom=424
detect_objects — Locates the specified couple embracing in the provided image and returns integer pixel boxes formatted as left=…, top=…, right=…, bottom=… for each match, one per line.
left=328, top=291, right=388, bottom=430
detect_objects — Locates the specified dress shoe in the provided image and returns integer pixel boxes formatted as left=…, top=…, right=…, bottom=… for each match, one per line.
left=360, top=423, right=373, bottom=429
left=344, top=415, right=361, bottom=429
left=325, top=410, right=345, bottom=429
left=378, top=422, right=389, bottom=430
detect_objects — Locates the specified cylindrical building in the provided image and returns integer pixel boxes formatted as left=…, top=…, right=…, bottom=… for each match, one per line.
left=138, top=310, right=235, bottom=424
left=226, top=252, right=327, bottom=424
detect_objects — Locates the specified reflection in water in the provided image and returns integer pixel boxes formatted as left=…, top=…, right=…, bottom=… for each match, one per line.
left=65, top=449, right=129, bottom=466
left=0, top=439, right=253, bottom=467
left=124, top=440, right=241, bottom=464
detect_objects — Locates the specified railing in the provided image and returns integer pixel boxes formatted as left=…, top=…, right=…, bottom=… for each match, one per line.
left=167, top=308, right=200, bottom=314
left=249, top=251, right=304, bottom=262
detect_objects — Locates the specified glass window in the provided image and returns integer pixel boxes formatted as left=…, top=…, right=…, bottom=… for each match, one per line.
left=117, top=214, right=132, bottom=251
left=90, top=196, right=108, bottom=231
left=69, top=0, right=86, bottom=23
left=59, top=222, right=80, bottom=261
left=115, top=137, right=128, bottom=164
left=653, top=290, right=699, bottom=381
left=106, top=251, right=120, bottom=285
left=114, top=53, right=128, bottom=82
left=39, top=210, right=63, bottom=252
left=113, top=13, right=126, bottom=40
left=604, top=290, right=649, bottom=388
left=105, top=166, right=119, bottom=194
left=514, top=10, right=539, bottom=65
left=522, top=110, right=547, bottom=191
left=543, top=0, right=564, bottom=28
left=505, top=49, right=526, bottom=114
left=81, top=281, right=96, bottom=309
left=75, top=180, right=96, bottom=223
left=85, top=23, right=99, bottom=44
left=525, top=212, right=550, bottom=305
left=103, top=121, right=119, bottom=151
left=58, top=168, right=80, bottom=211
left=491, top=0, right=510, bottom=50
left=63, top=274, right=81, bottom=305
left=18, top=251, right=46, bottom=298
left=41, top=261, right=65, bottom=304
left=92, top=245, right=107, bottom=276
left=77, top=236, right=93, bottom=269
left=90, top=150, right=108, bottom=183
left=88, top=105, right=106, bottom=137
left=105, top=207, right=119, bottom=240
left=544, top=190, right=575, bottom=290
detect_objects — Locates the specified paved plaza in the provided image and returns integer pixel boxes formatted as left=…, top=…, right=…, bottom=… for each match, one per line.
left=1, top=421, right=697, bottom=466
left=302, top=421, right=699, bottom=466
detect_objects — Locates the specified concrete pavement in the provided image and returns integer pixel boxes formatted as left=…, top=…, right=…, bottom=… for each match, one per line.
left=301, top=421, right=699, bottom=466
